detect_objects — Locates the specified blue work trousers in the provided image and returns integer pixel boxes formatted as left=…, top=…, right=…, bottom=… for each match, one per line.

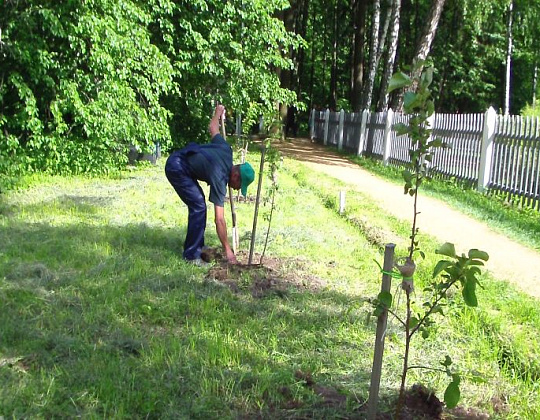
left=165, top=151, right=207, bottom=260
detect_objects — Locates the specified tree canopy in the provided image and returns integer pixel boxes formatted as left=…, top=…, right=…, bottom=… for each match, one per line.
left=0, top=0, right=297, bottom=186
left=2, top=0, right=540, bottom=186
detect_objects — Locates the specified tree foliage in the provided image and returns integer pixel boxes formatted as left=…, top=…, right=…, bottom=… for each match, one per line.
left=0, top=0, right=298, bottom=187
left=288, top=0, right=540, bottom=116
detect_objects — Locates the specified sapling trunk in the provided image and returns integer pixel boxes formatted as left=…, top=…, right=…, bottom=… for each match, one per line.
left=248, top=146, right=266, bottom=265
left=220, top=112, right=239, bottom=252
left=236, top=138, right=248, bottom=202
left=396, top=289, right=413, bottom=418
left=260, top=180, right=276, bottom=265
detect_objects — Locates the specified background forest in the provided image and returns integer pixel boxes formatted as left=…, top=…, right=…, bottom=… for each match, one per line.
left=1, top=0, right=540, bottom=187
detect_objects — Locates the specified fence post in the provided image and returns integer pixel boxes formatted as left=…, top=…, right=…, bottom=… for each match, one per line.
left=478, top=107, right=497, bottom=192
left=323, top=108, right=330, bottom=146
left=367, top=243, right=395, bottom=420
left=338, top=109, right=345, bottom=150
left=382, top=109, right=395, bottom=165
left=357, top=109, right=369, bottom=156
left=310, top=108, right=316, bottom=140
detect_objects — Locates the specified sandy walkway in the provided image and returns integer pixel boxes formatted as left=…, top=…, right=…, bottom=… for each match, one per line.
left=276, top=138, right=540, bottom=299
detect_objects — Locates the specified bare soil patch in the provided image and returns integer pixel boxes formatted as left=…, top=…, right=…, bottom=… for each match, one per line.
left=203, top=247, right=327, bottom=298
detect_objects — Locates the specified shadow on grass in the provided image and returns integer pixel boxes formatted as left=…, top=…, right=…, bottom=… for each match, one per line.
left=0, top=218, right=401, bottom=419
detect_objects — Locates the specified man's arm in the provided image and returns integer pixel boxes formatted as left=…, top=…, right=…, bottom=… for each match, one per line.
left=209, top=104, right=225, bottom=139
left=214, top=204, right=238, bottom=264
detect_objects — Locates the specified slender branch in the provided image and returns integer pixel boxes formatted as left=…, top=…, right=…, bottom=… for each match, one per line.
left=407, top=365, right=447, bottom=373
left=396, top=289, right=412, bottom=417
left=387, top=307, right=407, bottom=328
left=408, top=160, right=421, bottom=260
left=409, top=278, right=459, bottom=338
left=260, top=184, right=276, bottom=265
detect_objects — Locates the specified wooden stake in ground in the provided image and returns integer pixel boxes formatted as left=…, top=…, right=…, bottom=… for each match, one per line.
left=248, top=145, right=266, bottom=266
left=367, top=243, right=395, bottom=419
left=220, top=111, right=239, bottom=253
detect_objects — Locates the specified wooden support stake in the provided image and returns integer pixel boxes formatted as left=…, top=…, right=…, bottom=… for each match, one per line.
left=367, top=243, right=395, bottom=419
left=339, top=190, right=346, bottom=215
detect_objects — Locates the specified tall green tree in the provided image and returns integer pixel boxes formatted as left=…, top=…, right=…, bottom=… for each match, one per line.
left=0, top=0, right=299, bottom=187
left=149, top=0, right=299, bottom=144
left=0, top=0, right=174, bottom=179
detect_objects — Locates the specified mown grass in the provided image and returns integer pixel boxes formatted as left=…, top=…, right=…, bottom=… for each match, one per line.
left=0, top=152, right=539, bottom=419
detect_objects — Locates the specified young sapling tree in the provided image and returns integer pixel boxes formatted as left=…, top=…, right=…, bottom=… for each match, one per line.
left=371, top=61, right=490, bottom=416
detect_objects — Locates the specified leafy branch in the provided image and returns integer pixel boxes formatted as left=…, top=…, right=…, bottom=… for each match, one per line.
left=369, top=62, right=491, bottom=416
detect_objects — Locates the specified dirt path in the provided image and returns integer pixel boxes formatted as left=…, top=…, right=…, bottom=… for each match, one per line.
left=275, top=138, right=540, bottom=299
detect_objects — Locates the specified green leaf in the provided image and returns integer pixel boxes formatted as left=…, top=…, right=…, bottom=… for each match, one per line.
left=403, top=91, right=419, bottom=110
left=436, top=243, right=456, bottom=258
left=431, top=304, right=444, bottom=315
left=441, top=355, right=453, bottom=367
left=388, top=72, right=411, bottom=93
left=444, top=376, right=461, bottom=409
left=432, top=260, right=453, bottom=278
left=377, top=290, right=393, bottom=308
left=394, top=123, right=410, bottom=136
left=402, top=169, right=412, bottom=183
left=468, top=249, right=489, bottom=261
left=462, top=278, right=478, bottom=307
left=426, top=100, right=435, bottom=116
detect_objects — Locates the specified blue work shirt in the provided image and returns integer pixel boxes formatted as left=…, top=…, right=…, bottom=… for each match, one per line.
left=184, top=134, right=232, bottom=206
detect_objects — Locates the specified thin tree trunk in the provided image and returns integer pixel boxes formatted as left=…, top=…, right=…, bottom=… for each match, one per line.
left=397, top=0, right=446, bottom=111
left=308, top=3, right=316, bottom=109
left=504, top=0, right=513, bottom=116
left=329, top=0, right=339, bottom=109
left=362, top=0, right=381, bottom=110
left=351, top=0, right=367, bottom=111
left=377, top=0, right=401, bottom=111
left=375, top=0, right=392, bottom=67
left=533, top=60, right=538, bottom=108
left=295, top=0, right=311, bottom=101
left=279, top=4, right=296, bottom=138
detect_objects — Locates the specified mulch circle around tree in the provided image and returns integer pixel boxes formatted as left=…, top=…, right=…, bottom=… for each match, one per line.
left=202, top=247, right=326, bottom=298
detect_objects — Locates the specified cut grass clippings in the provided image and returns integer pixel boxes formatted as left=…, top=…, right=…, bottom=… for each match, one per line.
left=0, top=153, right=539, bottom=418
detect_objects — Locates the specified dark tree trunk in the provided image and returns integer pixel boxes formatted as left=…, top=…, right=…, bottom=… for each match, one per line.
left=351, top=0, right=367, bottom=111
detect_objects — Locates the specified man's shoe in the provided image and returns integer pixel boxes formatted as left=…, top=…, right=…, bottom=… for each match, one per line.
left=186, top=258, right=211, bottom=268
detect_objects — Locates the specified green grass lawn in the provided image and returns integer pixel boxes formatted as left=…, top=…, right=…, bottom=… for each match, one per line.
left=1, top=152, right=539, bottom=419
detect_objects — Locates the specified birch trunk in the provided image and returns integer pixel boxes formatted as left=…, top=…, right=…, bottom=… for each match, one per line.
left=377, top=0, right=401, bottom=111
left=397, top=0, right=446, bottom=110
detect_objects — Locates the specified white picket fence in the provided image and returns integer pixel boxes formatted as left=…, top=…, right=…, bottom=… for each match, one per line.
left=310, top=107, right=540, bottom=210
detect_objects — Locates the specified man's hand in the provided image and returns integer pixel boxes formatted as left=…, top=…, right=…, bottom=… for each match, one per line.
left=225, top=249, right=238, bottom=264
left=209, top=104, right=226, bottom=137
left=214, top=205, right=238, bottom=264
left=215, top=104, right=225, bottom=120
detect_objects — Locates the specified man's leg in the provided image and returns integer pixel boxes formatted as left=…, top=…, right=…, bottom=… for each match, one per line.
left=165, top=152, right=207, bottom=260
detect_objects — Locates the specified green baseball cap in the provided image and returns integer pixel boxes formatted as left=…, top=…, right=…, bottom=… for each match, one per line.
left=239, top=162, right=255, bottom=197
